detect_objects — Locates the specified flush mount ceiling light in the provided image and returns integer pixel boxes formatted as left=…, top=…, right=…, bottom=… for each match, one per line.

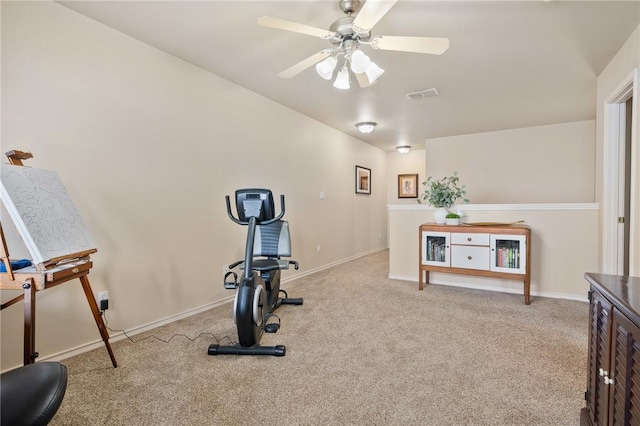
left=356, top=121, right=377, bottom=134
left=396, top=145, right=411, bottom=154
left=258, top=0, right=449, bottom=89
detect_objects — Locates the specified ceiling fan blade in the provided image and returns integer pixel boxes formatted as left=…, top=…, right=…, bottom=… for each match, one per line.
left=352, top=0, right=399, bottom=32
left=355, top=72, right=373, bottom=88
left=258, top=16, right=334, bottom=39
left=372, top=36, right=450, bottom=55
left=278, top=50, right=332, bottom=79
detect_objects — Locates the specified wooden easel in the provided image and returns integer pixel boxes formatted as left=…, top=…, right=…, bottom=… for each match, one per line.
left=0, top=150, right=117, bottom=367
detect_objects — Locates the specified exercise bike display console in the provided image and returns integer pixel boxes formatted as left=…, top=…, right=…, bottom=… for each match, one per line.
left=208, top=188, right=303, bottom=357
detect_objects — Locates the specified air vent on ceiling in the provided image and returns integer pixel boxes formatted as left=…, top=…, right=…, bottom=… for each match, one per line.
left=406, top=88, right=439, bottom=100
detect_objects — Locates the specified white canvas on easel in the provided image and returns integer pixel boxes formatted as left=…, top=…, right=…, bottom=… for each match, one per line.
left=0, top=164, right=96, bottom=265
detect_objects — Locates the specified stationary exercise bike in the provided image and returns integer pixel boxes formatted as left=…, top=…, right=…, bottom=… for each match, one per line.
left=208, top=188, right=303, bottom=356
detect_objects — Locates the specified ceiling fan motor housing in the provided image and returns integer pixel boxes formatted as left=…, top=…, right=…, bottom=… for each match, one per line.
left=329, top=16, right=371, bottom=46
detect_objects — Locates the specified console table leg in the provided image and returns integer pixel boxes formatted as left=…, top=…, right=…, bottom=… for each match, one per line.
left=79, top=275, right=118, bottom=367
left=419, top=270, right=429, bottom=291
left=524, top=278, right=531, bottom=305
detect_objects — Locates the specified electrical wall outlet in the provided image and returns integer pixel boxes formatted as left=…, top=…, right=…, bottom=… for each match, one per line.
left=98, top=291, right=109, bottom=311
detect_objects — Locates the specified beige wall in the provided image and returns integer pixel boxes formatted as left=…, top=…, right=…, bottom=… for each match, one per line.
left=0, top=2, right=387, bottom=370
left=425, top=120, right=596, bottom=204
left=596, top=25, right=640, bottom=275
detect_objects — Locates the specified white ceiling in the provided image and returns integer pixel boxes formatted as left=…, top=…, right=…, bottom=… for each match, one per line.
left=57, top=1, right=640, bottom=152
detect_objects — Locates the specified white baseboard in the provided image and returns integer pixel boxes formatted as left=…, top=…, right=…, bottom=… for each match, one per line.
left=33, top=295, right=236, bottom=368
left=388, top=274, right=418, bottom=283
left=388, top=274, right=588, bottom=303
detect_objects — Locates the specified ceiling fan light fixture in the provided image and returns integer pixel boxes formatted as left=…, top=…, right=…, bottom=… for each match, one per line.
left=356, top=121, right=377, bottom=134
left=349, top=49, right=371, bottom=74
left=396, top=145, right=411, bottom=154
left=260, top=1, right=450, bottom=89
left=365, top=61, right=385, bottom=84
left=316, top=56, right=337, bottom=80
left=333, top=66, right=351, bottom=90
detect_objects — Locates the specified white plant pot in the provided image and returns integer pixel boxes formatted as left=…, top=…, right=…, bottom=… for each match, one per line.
left=446, top=218, right=460, bottom=225
left=433, top=207, right=448, bottom=224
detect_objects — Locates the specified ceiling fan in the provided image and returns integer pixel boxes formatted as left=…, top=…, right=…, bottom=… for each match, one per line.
left=257, top=0, right=449, bottom=89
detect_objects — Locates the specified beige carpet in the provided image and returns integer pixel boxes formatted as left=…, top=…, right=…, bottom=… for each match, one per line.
left=50, top=250, right=588, bottom=425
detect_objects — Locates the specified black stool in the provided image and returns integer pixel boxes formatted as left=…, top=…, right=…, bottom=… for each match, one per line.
left=1, top=362, right=68, bottom=425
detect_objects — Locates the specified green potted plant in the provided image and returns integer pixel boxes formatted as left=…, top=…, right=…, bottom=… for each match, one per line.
left=418, top=172, right=469, bottom=224
left=445, top=212, right=461, bottom=226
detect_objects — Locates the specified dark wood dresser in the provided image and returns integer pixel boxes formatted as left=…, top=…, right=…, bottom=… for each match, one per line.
left=581, top=273, right=640, bottom=425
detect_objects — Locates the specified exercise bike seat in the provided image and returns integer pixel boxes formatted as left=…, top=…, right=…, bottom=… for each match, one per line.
left=251, top=258, right=291, bottom=271
left=238, top=258, right=298, bottom=272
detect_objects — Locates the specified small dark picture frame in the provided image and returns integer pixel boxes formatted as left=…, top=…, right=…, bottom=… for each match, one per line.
left=355, top=165, right=371, bottom=194
left=398, top=174, right=418, bottom=198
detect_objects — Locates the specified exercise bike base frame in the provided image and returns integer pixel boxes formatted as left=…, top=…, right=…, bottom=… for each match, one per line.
left=207, top=344, right=286, bottom=357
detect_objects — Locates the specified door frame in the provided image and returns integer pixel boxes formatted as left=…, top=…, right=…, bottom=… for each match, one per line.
left=603, top=69, right=638, bottom=274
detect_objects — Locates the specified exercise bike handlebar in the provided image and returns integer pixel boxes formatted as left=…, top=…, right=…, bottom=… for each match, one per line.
left=225, top=194, right=286, bottom=226
left=225, top=196, right=241, bottom=225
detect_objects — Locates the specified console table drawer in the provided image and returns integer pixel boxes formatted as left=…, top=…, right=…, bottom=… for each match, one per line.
left=451, top=246, right=490, bottom=270
left=451, top=233, right=490, bottom=246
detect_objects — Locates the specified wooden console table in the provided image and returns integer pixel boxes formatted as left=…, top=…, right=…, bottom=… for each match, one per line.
left=419, top=223, right=532, bottom=304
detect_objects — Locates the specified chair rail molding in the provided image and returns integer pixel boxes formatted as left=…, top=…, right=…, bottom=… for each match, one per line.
left=388, top=203, right=599, bottom=211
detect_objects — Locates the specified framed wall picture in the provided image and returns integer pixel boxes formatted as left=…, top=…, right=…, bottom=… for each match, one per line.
left=355, top=165, right=371, bottom=194
left=398, top=174, right=418, bottom=198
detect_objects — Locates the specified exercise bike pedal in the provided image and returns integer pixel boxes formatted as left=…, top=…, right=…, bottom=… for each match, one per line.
left=223, top=271, right=238, bottom=290
left=264, top=323, right=280, bottom=333
left=264, top=314, right=281, bottom=333
left=278, top=289, right=303, bottom=305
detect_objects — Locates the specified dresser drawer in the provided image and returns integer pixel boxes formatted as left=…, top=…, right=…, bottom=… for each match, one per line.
left=451, top=233, right=490, bottom=246
left=451, top=246, right=490, bottom=270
